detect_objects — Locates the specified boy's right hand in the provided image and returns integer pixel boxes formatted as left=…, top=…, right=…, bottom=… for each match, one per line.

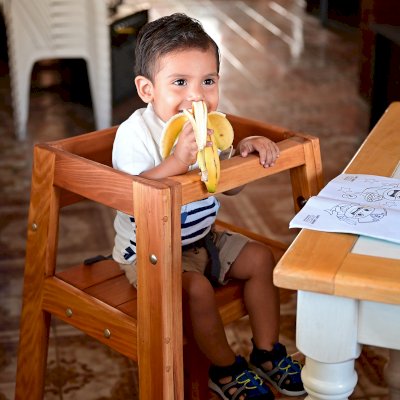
left=173, top=121, right=198, bottom=167
left=140, top=121, right=201, bottom=180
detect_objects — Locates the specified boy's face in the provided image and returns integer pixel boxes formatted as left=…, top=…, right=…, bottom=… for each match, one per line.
left=136, top=47, right=219, bottom=122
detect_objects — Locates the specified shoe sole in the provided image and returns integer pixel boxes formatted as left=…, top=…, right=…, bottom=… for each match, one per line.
left=208, top=378, right=275, bottom=400
left=250, top=365, right=306, bottom=396
left=208, top=379, right=229, bottom=400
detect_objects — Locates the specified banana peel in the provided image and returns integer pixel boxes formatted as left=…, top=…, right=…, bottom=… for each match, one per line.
left=160, top=101, right=234, bottom=193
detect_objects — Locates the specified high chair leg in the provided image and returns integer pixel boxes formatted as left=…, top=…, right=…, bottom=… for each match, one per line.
left=184, top=337, right=211, bottom=400
left=15, top=146, right=58, bottom=400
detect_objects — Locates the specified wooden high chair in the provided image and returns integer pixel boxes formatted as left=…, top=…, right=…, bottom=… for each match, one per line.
left=15, top=114, right=323, bottom=400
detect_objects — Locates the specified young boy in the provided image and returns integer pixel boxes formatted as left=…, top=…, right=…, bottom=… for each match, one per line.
left=112, top=13, right=304, bottom=399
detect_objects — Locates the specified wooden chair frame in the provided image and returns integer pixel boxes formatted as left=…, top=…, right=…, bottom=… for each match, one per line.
left=15, top=114, right=323, bottom=399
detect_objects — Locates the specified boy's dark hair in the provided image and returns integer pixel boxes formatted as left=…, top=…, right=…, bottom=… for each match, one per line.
left=135, top=13, right=220, bottom=81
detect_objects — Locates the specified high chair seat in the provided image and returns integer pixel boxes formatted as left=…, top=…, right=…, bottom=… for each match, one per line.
left=15, top=114, right=323, bottom=399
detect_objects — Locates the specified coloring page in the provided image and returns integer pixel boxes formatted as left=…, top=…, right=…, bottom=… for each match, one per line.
left=290, top=174, right=400, bottom=244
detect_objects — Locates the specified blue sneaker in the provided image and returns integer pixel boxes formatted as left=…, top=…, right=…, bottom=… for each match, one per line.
left=209, top=355, right=274, bottom=400
left=249, top=341, right=305, bottom=396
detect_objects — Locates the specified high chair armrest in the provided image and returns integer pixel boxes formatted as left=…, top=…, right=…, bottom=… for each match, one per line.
left=168, top=135, right=323, bottom=207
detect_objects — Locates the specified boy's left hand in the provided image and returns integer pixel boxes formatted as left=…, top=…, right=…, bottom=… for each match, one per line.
left=236, top=136, right=280, bottom=167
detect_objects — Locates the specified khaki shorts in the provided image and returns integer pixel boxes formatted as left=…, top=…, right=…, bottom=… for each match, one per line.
left=118, top=230, right=249, bottom=288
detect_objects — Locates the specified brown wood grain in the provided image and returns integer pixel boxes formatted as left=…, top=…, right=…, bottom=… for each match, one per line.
left=15, top=146, right=56, bottom=400
left=335, top=253, right=400, bottom=304
left=274, top=102, right=400, bottom=304
left=16, top=113, right=324, bottom=399
left=49, top=125, right=117, bottom=166
left=170, top=137, right=311, bottom=205
left=227, top=113, right=296, bottom=144
left=134, top=180, right=184, bottom=400
left=345, top=102, right=400, bottom=176
left=57, top=260, right=124, bottom=290
left=274, top=231, right=357, bottom=293
left=289, top=137, right=324, bottom=212
left=42, top=277, right=137, bottom=359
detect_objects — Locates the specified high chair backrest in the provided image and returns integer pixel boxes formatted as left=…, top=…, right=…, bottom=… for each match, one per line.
left=15, top=114, right=323, bottom=399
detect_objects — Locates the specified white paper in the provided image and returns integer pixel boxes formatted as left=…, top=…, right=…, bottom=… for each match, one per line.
left=290, top=174, right=400, bottom=244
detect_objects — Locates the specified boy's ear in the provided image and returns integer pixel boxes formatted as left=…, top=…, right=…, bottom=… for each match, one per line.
left=135, top=75, right=154, bottom=103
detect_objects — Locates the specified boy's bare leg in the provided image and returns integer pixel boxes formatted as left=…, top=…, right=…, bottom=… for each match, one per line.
left=226, top=241, right=280, bottom=353
left=182, top=250, right=278, bottom=399
left=182, top=241, right=279, bottom=361
left=182, top=272, right=252, bottom=399
left=182, top=271, right=236, bottom=367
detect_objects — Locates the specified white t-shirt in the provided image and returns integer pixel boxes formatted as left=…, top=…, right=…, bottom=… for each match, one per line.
left=112, top=104, right=220, bottom=265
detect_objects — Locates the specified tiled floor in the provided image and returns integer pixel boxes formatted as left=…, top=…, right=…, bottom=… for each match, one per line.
left=0, top=0, right=391, bottom=399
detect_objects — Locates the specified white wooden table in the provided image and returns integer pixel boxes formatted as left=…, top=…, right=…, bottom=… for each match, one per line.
left=274, top=102, right=400, bottom=400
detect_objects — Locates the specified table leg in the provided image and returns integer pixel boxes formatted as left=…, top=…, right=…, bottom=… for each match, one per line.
left=302, top=358, right=357, bottom=400
left=384, top=349, right=400, bottom=400
left=296, top=291, right=361, bottom=400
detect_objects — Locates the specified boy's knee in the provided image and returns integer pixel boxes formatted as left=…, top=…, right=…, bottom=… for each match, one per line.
left=182, top=271, right=214, bottom=300
left=248, top=242, right=275, bottom=275
left=248, top=242, right=274, bottom=263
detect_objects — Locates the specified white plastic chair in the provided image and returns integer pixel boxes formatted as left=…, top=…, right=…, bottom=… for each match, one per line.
left=3, top=0, right=111, bottom=140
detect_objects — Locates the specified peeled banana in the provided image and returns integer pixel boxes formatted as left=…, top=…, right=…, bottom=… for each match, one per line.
left=160, top=101, right=234, bottom=193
